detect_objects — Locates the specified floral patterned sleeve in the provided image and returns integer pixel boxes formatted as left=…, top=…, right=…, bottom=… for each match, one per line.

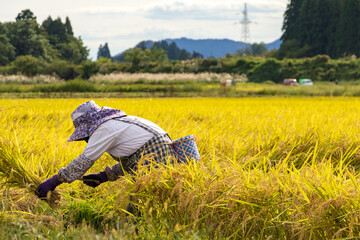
left=57, top=153, right=95, bottom=183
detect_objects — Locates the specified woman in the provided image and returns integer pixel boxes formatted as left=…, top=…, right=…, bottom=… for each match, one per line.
left=36, top=100, right=176, bottom=198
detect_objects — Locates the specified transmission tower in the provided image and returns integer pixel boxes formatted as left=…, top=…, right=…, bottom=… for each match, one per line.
left=240, top=3, right=252, bottom=44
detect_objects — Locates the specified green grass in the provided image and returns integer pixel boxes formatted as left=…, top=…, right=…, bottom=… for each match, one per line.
left=1, top=79, right=360, bottom=98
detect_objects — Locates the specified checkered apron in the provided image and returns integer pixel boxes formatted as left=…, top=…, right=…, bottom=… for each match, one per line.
left=111, top=118, right=177, bottom=174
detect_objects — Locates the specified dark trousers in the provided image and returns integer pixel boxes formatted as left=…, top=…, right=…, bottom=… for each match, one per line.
left=126, top=195, right=140, bottom=218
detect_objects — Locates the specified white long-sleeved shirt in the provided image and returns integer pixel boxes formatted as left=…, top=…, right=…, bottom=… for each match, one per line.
left=58, top=116, right=166, bottom=182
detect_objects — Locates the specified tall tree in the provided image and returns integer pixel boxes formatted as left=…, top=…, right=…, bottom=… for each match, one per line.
left=325, top=0, right=341, bottom=58
left=65, top=16, right=73, bottom=35
left=295, top=0, right=313, bottom=52
left=179, top=49, right=191, bottom=60
left=41, top=16, right=88, bottom=63
left=97, top=42, right=111, bottom=59
left=167, top=42, right=180, bottom=60
left=42, top=17, right=67, bottom=45
left=301, top=0, right=331, bottom=55
left=281, top=0, right=302, bottom=42
left=192, top=51, right=203, bottom=59
left=336, top=0, right=360, bottom=57
left=15, top=9, right=36, bottom=22
left=6, top=20, right=45, bottom=58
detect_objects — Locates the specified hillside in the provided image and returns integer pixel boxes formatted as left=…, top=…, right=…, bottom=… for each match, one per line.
left=115, top=38, right=282, bottom=58
left=165, top=38, right=281, bottom=58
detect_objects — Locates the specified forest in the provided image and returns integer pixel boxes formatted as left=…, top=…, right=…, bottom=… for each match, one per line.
left=280, top=0, right=360, bottom=58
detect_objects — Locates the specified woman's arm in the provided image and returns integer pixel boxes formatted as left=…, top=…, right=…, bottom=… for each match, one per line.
left=57, top=153, right=96, bottom=183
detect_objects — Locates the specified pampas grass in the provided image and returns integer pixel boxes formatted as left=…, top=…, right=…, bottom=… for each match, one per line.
left=89, top=72, right=246, bottom=83
left=0, top=74, right=61, bottom=84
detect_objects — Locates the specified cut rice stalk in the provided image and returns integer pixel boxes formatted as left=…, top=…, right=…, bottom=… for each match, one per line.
left=0, top=140, right=61, bottom=208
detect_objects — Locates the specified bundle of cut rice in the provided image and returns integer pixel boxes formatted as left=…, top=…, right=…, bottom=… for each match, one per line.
left=0, top=140, right=61, bottom=208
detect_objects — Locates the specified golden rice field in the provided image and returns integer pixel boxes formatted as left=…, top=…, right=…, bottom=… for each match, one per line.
left=1, top=97, right=360, bottom=239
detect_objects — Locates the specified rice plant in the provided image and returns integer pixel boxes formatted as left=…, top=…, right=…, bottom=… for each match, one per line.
left=1, top=97, right=360, bottom=239
left=0, top=129, right=61, bottom=208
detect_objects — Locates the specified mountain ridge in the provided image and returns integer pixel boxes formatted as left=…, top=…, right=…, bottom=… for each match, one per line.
left=115, top=37, right=282, bottom=58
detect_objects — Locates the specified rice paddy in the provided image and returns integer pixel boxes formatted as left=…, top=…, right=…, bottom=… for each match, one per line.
left=1, top=97, right=360, bottom=239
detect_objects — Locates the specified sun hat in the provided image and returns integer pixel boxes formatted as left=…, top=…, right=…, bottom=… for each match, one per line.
left=68, top=100, right=127, bottom=142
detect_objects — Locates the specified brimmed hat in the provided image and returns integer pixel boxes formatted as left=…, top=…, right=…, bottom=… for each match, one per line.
left=68, top=100, right=126, bottom=142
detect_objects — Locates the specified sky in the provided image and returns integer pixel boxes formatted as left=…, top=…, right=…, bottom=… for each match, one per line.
left=1, top=0, right=288, bottom=59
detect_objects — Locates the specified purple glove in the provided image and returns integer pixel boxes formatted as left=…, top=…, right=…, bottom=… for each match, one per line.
left=36, top=175, right=62, bottom=199
left=82, top=171, right=108, bottom=188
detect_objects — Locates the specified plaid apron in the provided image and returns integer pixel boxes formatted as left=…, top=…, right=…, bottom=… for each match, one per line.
left=111, top=118, right=177, bottom=174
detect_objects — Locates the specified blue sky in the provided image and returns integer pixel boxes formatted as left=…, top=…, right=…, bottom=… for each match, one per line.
left=1, top=0, right=288, bottom=59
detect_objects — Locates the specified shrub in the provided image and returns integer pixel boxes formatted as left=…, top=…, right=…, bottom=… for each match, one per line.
left=9, top=55, right=44, bottom=76
left=235, top=58, right=261, bottom=74
left=198, top=58, right=218, bottom=72
left=80, top=60, right=99, bottom=79
left=248, top=58, right=281, bottom=83
left=46, top=60, right=79, bottom=80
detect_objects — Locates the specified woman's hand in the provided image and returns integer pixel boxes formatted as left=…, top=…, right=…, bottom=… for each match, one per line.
left=81, top=171, right=108, bottom=187
left=36, top=175, right=62, bottom=199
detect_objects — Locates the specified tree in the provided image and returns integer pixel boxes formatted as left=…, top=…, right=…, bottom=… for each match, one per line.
left=97, top=43, right=111, bottom=59
left=167, top=42, right=180, bottom=60
left=336, top=0, right=360, bottom=57
left=42, top=17, right=67, bottom=45
left=295, top=0, right=313, bottom=48
left=325, top=0, right=341, bottom=58
left=122, top=47, right=168, bottom=71
left=179, top=49, right=191, bottom=60
left=152, top=41, right=164, bottom=50
left=0, top=9, right=88, bottom=71
left=281, top=0, right=302, bottom=42
left=156, top=40, right=169, bottom=51
left=277, top=39, right=312, bottom=59
left=123, top=48, right=145, bottom=71
left=192, top=51, right=203, bottom=59
left=236, top=47, right=252, bottom=56
left=41, top=16, right=88, bottom=63
left=57, top=36, right=89, bottom=64
left=136, top=41, right=147, bottom=50
left=147, top=47, right=167, bottom=62
left=308, top=0, right=332, bottom=55
left=281, top=0, right=360, bottom=58
left=6, top=20, right=54, bottom=60
left=0, top=23, right=15, bottom=65
left=235, top=43, right=267, bottom=57
left=16, top=9, right=36, bottom=22
left=251, top=43, right=268, bottom=56
left=65, top=17, right=73, bottom=35
left=114, top=40, right=197, bottom=63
